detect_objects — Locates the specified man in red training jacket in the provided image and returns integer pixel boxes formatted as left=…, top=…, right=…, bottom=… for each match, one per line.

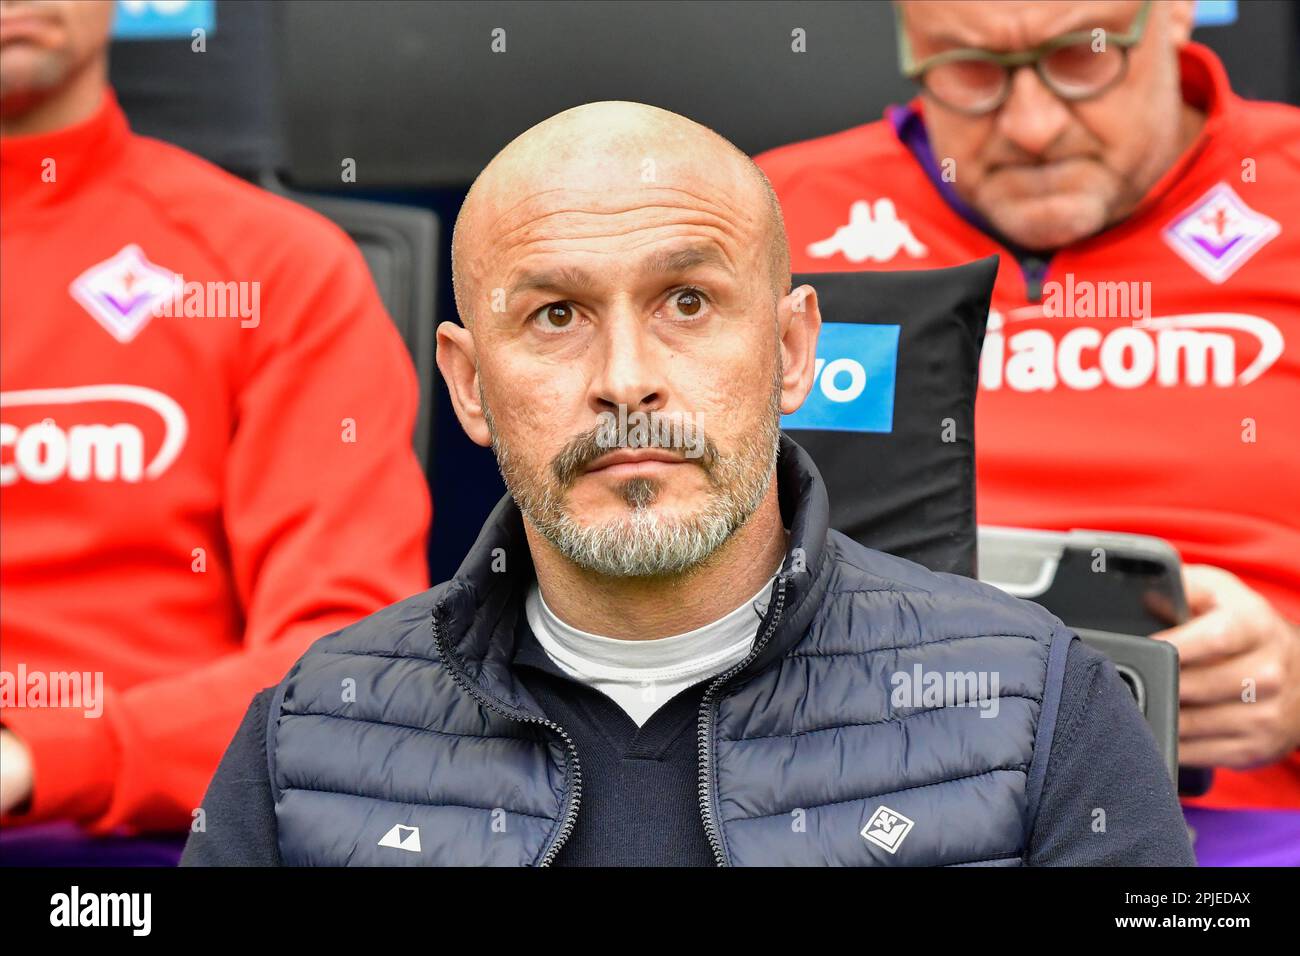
left=755, top=0, right=1300, bottom=841
left=0, top=0, right=431, bottom=843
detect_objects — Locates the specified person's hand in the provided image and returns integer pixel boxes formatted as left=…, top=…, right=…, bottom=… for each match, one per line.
left=0, top=728, right=35, bottom=815
left=1152, top=564, right=1300, bottom=769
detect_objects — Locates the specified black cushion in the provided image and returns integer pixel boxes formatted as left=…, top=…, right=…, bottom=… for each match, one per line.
left=783, top=257, right=997, bottom=577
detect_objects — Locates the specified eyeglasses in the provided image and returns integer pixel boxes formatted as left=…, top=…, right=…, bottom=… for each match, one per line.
left=896, top=0, right=1153, bottom=116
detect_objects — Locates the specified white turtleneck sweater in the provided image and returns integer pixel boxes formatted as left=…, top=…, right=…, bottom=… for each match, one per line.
left=524, top=573, right=777, bottom=726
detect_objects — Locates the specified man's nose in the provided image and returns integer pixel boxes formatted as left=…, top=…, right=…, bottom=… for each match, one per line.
left=588, top=311, right=667, bottom=417
left=994, top=64, right=1073, bottom=157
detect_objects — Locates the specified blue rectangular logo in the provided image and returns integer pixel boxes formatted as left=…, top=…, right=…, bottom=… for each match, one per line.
left=780, top=323, right=899, bottom=433
left=113, top=0, right=215, bottom=40
left=1194, top=1, right=1237, bottom=27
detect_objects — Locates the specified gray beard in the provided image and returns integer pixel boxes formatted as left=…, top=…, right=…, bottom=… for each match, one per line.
left=483, top=372, right=782, bottom=579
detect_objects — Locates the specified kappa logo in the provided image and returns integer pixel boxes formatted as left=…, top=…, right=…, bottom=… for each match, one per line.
left=377, top=823, right=422, bottom=853
left=807, top=198, right=929, bottom=264
left=1162, top=183, right=1280, bottom=284
left=69, top=244, right=179, bottom=343
left=861, top=805, right=915, bottom=855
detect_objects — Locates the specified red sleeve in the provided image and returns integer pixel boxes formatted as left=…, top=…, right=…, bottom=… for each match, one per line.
left=1, top=221, right=431, bottom=835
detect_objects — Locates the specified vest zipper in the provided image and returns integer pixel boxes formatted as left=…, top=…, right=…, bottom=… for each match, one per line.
left=696, top=574, right=788, bottom=866
left=430, top=610, right=583, bottom=867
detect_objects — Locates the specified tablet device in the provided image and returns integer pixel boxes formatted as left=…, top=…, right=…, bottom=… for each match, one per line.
left=978, top=526, right=1212, bottom=795
left=977, top=526, right=1188, bottom=634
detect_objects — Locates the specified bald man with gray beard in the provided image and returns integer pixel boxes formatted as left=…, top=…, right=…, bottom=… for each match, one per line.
left=183, top=101, right=1193, bottom=867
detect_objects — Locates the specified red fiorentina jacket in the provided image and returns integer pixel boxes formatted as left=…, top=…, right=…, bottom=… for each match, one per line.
left=0, top=90, right=431, bottom=834
left=755, top=43, right=1300, bottom=810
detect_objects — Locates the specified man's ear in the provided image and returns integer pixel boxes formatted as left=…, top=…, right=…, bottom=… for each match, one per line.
left=435, top=321, right=492, bottom=448
left=777, top=284, right=821, bottom=415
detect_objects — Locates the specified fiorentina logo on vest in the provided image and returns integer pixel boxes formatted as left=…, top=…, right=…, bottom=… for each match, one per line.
left=1162, top=183, right=1280, bottom=284
left=69, top=244, right=179, bottom=343
left=860, top=804, right=915, bottom=855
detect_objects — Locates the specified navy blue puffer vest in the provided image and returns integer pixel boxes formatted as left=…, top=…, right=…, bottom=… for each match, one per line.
left=269, top=436, right=1072, bottom=866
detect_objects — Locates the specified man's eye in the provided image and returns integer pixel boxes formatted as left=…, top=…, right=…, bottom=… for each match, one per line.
left=533, top=302, right=577, bottom=332
left=669, top=288, right=707, bottom=318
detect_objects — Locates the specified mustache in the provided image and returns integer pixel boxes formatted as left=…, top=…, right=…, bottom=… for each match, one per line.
left=977, top=128, right=1102, bottom=171
left=552, top=413, right=718, bottom=487
left=983, top=142, right=1102, bottom=174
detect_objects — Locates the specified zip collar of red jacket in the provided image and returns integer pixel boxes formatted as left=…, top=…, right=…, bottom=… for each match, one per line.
left=0, top=87, right=130, bottom=218
left=888, top=41, right=1236, bottom=251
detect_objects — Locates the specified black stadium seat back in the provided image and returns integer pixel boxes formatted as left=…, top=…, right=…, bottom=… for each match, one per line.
left=786, top=258, right=998, bottom=577
left=109, top=0, right=284, bottom=178
left=264, top=182, right=440, bottom=474
left=273, top=1, right=1298, bottom=190
left=278, top=1, right=914, bottom=189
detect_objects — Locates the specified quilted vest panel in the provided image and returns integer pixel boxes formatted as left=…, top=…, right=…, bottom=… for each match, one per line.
left=271, top=587, right=571, bottom=866
left=270, top=529, right=1065, bottom=866
left=710, top=530, right=1061, bottom=866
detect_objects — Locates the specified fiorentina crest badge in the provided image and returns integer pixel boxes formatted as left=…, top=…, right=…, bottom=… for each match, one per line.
left=69, top=244, right=179, bottom=343
left=1162, top=182, right=1280, bottom=285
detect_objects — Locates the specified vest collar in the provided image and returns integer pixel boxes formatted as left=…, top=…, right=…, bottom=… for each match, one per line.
left=434, top=434, right=834, bottom=718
